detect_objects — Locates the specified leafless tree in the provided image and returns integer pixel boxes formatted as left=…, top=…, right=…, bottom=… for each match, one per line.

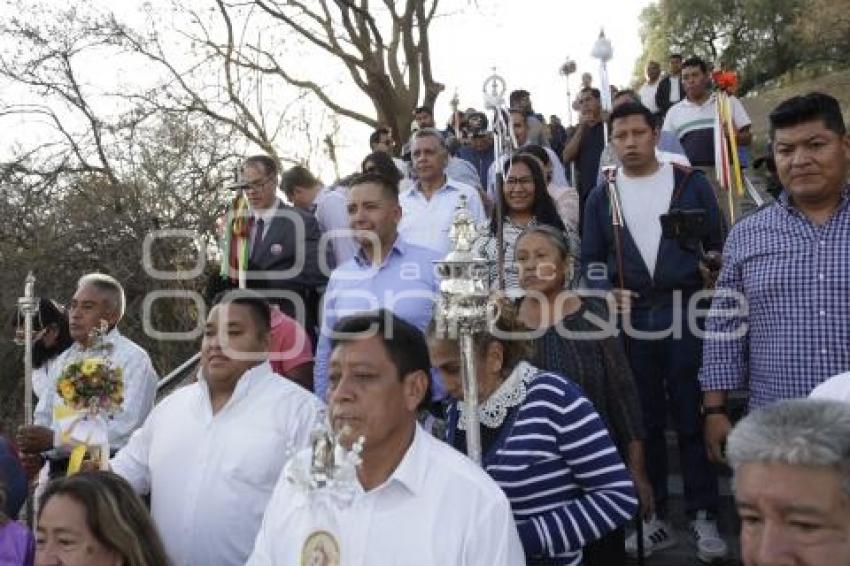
left=103, top=0, right=445, bottom=160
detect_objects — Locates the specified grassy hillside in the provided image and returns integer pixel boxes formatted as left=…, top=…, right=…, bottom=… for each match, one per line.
left=741, top=69, right=850, bottom=150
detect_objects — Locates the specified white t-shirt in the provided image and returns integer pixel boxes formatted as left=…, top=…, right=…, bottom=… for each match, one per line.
left=670, top=76, right=681, bottom=103
left=617, top=162, right=675, bottom=276
left=662, top=93, right=751, bottom=165
left=639, top=82, right=660, bottom=113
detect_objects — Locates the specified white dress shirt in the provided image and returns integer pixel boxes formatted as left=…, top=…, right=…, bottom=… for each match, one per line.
left=314, top=185, right=357, bottom=267
left=32, top=359, right=57, bottom=400
left=639, top=81, right=660, bottom=113
left=34, top=328, right=158, bottom=450
left=248, top=423, right=525, bottom=566
left=398, top=178, right=487, bottom=254
left=111, top=362, right=323, bottom=566
left=248, top=197, right=282, bottom=249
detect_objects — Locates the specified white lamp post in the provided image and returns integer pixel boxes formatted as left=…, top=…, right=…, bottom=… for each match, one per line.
left=591, top=29, right=614, bottom=144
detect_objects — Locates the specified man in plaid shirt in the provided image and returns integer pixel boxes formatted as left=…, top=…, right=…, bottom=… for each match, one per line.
left=700, top=92, right=850, bottom=463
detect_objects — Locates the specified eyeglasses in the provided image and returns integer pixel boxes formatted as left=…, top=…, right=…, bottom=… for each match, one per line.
left=505, top=175, right=534, bottom=186
left=244, top=176, right=272, bottom=192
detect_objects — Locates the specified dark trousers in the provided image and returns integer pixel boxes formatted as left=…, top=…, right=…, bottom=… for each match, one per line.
left=584, top=527, right=626, bottom=565
left=624, top=305, right=718, bottom=517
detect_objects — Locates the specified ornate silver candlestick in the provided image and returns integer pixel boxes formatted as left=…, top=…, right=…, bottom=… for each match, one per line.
left=433, top=196, right=492, bottom=465
left=17, top=272, right=37, bottom=427
left=482, top=69, right=514, bottom=290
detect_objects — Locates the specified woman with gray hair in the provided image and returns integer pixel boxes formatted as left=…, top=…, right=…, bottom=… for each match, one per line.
left=727, top=398, right=850, bottom=566
left=514, top=224, right=651, bottom=565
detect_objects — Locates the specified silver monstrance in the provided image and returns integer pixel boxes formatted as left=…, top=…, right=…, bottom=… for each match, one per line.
left=433, top=196, right=492, bottom=465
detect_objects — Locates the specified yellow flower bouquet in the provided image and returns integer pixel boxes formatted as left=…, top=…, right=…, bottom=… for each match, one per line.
left=55, top=354, right=124, bottom=475
left=56, top=356, right=124, bottom=414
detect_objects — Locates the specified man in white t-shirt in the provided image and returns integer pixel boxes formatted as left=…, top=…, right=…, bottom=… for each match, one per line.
left=639, top=60, right=662, bottom=116
left=662, top=56, right=754, bottom=225
left=582, top=101, right=726, bottom=562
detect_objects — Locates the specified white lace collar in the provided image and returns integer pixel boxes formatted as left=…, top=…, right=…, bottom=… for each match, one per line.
left=457, top=361, right=538, bottom=430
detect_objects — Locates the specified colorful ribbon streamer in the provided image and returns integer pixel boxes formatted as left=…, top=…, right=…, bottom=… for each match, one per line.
left=54, top=405, right=110, bottom=475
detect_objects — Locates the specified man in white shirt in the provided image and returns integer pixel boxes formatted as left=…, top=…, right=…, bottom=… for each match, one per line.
left=398, top=128, right=487, bottom=254
left=279, top=164, right=357, bottom=269
left=248, top=310, right=524, bottom=565
left=17, top=273, right=158, bottom=479
left=662, top=56, right=754, bottom=225
left=582, top=102, right=726, bottom=562
left=111, top=292, right=322, bottom=566
left=639, top=60, right=662, bottom=115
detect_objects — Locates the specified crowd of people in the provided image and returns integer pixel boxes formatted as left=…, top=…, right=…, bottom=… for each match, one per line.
left=1, top=49, right=849, bottom=566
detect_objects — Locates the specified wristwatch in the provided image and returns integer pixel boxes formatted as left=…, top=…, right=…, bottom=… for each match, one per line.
left=702, top=405, right=727, bottom=417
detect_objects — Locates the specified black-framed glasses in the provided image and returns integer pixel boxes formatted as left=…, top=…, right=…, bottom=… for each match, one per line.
left=244, top=175, right=272, bottom=191
left=505, top=175, right=534, bottom=186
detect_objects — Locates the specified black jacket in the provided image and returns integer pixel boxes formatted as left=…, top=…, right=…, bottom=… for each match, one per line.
left=655, top=75, right=684, bottom=118
left=581, top=166, right=724, bottom=310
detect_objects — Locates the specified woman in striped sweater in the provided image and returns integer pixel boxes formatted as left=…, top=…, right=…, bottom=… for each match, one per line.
left=515, top=225, right=653, bottom=565
left=428, top=301, right=638, bottom=565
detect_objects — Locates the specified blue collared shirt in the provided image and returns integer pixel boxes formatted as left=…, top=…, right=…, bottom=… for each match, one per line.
left=313, top=237, right=443, bottom=400
left=699, top=187, right=850, bottom=409
left=398, top=178, right=487, bottom=254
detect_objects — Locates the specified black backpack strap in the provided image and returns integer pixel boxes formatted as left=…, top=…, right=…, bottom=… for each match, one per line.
left=669, top=163, right=698, bottom=206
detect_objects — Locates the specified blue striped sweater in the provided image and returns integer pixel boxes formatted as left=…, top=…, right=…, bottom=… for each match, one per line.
left=447, top=367, right=638, bottom=565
